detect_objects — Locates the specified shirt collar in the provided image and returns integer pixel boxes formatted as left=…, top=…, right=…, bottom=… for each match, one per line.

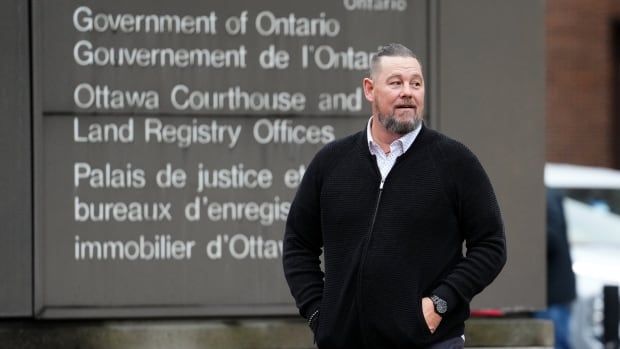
left=366, top=116, right=422, bottom=155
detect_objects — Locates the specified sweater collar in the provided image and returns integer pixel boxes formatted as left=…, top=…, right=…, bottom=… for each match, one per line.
left=366, top=117, right=422, bottom=157
left=358, top=121, right=432, bottom=157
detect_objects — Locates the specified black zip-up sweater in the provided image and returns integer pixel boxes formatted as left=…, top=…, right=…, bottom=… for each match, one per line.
left=283, top=125, right=507, bottom=348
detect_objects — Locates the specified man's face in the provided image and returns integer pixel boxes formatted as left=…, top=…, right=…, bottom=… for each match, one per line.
left=363, top=56, right=425, bottom=135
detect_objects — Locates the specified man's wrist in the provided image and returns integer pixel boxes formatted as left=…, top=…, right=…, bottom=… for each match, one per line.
left=431, top=284, right=460, bottom=315
left=430, top=295, right=448, bottom=315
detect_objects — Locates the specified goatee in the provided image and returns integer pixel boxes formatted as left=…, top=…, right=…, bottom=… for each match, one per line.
left=378, top=113, right=422, bottom=135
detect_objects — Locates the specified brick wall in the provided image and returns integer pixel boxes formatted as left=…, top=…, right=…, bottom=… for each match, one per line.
left=546, top=0, right=616, bottom=167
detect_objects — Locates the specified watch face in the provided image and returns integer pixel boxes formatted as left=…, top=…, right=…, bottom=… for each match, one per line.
left=432, top=296, right=448, bottom=314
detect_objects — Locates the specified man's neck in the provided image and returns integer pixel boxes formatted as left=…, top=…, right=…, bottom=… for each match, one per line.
left=370, top=116, right=401, bottom=153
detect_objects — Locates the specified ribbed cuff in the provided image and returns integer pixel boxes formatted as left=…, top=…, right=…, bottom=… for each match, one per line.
left=431, top=284, right=461, bottom=314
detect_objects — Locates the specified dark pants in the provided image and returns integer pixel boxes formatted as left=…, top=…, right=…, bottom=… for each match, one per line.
left=426, top=336, right=465, bottom=349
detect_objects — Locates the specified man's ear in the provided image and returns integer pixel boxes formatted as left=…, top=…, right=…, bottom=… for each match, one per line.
left=363, top=78, right=374, bottom=102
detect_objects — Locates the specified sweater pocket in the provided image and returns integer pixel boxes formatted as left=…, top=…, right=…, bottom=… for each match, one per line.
left=415, top=299, right=434, bottom=337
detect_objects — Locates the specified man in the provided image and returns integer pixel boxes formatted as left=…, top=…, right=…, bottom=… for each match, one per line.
left=535, top=188, right=575, bottom=349
left=283, top=43, right=506, bottom=349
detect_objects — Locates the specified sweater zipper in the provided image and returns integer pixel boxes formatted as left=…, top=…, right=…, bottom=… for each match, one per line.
left=367, top=178, right=384, bottom=237
left=360, top=178, right=384, bottom=266
left=356, top=177, right=384, bottom=345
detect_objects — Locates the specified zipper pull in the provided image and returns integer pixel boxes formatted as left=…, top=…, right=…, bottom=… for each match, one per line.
left=379, top=178, right=385, bottom=190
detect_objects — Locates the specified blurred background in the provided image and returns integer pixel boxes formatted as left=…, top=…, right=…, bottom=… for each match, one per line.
left=546, top=1, right=620, bottom=348
left=1, top=0, right=619, bottom=348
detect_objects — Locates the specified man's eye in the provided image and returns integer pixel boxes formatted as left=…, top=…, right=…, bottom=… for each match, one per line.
left=390, top=81, right=401, bottom=86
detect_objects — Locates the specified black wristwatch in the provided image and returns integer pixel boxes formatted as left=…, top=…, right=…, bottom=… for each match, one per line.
left=430, top=295, right=448, bottom=315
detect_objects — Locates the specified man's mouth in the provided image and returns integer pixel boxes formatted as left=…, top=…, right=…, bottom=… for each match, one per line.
left=395, top=104, right=416, bottom=109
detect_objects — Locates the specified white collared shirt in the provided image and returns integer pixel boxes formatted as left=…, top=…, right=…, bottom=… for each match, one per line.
left=366, top=117, right=421, bottom=181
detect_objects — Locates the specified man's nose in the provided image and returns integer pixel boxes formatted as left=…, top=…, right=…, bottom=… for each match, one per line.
left=400, top=84, right=413, bottom=97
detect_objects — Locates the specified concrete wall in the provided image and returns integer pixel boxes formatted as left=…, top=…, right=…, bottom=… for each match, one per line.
left=0, top=0, right=32, bottom=317
left=433, top=0, right=546, bottom=309
left=0, top=318, right=553, bottom=349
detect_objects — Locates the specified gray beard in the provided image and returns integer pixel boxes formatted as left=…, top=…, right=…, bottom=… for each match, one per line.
left=378, top=113, right=422, bottom=135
